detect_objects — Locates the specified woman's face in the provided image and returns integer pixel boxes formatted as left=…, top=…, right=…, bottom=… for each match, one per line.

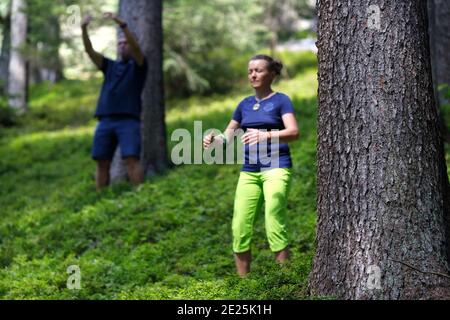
left=248, top=59, right=275, bottom=90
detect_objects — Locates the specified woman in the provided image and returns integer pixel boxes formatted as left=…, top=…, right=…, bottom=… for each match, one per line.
left=203, top=54, right=299, bottom=277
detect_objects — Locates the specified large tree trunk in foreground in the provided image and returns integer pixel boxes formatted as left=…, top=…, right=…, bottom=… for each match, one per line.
left=111, top=0, right=169, bottom=182
left=309, top=0, right=450, bottom=299
left=8, top=0, right=28, bottom=113
left=428, top=0, right=450, bottom=143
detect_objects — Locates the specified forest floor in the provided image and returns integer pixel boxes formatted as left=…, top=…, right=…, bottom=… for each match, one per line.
left=0, top=52, right=449, bottom=299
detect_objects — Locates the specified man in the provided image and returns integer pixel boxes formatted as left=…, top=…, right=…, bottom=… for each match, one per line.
left=81, top=12, right=146, bottom=191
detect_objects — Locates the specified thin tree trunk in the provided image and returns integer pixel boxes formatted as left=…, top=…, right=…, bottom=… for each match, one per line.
left=8, top=0, right=27, bottom=113
left=29, top=16, right=63, bottom=85
left=310, top=0, right=450, bottom=299
left=0, top=2, right=11, bottom=95
left=112, top=0, right=168, bottom=182
left=428, top=0, right=450, bottom=143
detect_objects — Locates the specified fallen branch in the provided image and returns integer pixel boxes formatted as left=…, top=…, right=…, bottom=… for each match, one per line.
left=390, top=258, right=450, bottom=280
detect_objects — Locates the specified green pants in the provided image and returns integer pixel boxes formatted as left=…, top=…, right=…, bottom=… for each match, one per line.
left=232, top=168, right=292, bottom=253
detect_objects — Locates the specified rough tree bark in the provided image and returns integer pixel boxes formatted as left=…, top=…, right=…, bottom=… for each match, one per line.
left=111, top=0, right=169, bottom=182
left=7, top=0, right=27, bottom=113
left=428, top=0, right=450, bottom=143
left=309, top=0, right=450, bottom=299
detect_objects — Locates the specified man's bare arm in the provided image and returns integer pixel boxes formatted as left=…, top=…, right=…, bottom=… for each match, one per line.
left=104, top=12, right=145, bottom=66
left=81, top=15, right=103, bottom=70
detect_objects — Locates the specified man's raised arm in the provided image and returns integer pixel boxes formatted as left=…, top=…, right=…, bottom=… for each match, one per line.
left=81, top=14, right=104, bottom=70
left=103, top=12, right=145, bottom=67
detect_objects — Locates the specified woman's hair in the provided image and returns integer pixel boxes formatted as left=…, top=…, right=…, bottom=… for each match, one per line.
left=250, top=54, right=283, bottom=75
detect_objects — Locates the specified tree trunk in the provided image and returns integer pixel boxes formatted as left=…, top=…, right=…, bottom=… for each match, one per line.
left=8, top=0, right=27, bottom=113
left=0, top=1, right=11, bottom=95
left=428, top=0, right=450, bottom=143
left=111, top=0, right=168, bottom=182
left=29, top=16, right=63, bottom=85
left=309, top=0, right=450, bottom=299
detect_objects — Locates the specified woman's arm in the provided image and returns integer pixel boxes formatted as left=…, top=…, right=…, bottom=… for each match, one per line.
left=273, top=113, right=300, bottom=143
left=203, top=120, right=241, bottom=149
left=241, top=113, right=299, bottom=145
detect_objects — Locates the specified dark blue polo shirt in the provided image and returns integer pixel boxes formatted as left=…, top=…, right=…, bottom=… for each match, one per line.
left=232, top=92, right=296, bottom=172
left=94, top=57, right=147, bottom=119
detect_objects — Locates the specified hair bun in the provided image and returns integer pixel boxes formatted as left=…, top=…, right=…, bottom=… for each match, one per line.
left=273, top=59, right=283, bottom=75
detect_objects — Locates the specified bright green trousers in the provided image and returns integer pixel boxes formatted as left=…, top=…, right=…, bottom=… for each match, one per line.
left=232, top=168, right=292, bottom=253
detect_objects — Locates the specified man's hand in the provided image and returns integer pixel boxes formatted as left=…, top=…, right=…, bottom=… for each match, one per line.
left=103, top=12, right=125, bottom=25
left=102, top=12, right=117, bottom=20
left=81, top=14, right=93, bottom=28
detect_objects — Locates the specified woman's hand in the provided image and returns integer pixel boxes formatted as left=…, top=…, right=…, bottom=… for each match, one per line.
left=203, top=133, right=215, bottom=150
left=241, top=129, right=270, bottom=145
left=204, top=120, right=240, bottom=150
left=203, top=133, right=225, bottom=149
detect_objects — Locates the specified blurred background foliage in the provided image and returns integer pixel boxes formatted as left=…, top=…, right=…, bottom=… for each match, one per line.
left=1, top=0, right=316, bottom=100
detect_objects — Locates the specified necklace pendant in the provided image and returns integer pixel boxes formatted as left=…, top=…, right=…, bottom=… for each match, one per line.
left=253, top=103, right=260, bottom=111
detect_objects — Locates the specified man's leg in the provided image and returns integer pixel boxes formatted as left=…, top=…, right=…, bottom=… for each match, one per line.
left=124, top=156, right=144, bottom=186
left=116, top=118, right=143, bottom=187
left=92, top=119, right=116, bottom=191
left=96, top=159, right=111, bottom=191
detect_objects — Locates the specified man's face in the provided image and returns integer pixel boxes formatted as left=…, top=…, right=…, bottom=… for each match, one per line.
left=118, top=38, right=130, bottom=60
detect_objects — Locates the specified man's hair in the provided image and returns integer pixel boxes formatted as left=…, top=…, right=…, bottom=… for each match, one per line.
left=117, top=30, right=138, bottom=43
